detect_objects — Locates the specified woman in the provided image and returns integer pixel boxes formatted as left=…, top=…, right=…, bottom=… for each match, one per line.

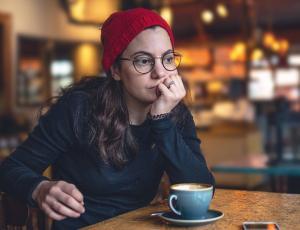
left=0, top=8, right=214, bottom=229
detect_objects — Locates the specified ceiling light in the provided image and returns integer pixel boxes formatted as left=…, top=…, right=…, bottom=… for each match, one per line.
left=271, top=40, right=280, bottom=52
left=160, top=7, right=173, bottom=27
left=201, top=10, right=214, bottom=24
left=251, top=48, right=264, bottom=61
left=216, top=3, right=228, bottom=18
left=279, top=39, right=289, bottom=54
left=68, top=0, right=119, bottom=24
left=263, top=32, right=275, bottom=48
left=230, top=42, right=246, bottom=61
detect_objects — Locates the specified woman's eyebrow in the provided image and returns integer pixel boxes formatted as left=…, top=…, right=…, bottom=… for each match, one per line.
left=130, top=49, right=173, bottom=57
left=130, top=51, right=152, bottom=57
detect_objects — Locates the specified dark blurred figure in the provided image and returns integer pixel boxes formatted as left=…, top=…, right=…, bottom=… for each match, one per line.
left=0, top=113, right=30, bottom=161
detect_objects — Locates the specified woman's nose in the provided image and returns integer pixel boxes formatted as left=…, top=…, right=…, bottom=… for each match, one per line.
left=150, top=59, right=167, bottom=79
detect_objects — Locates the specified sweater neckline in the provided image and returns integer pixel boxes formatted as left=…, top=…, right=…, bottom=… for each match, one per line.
left=130, top=118, right=150, bottom=128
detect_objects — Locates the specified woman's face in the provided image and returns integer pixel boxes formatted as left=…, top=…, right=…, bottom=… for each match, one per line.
left=112, top=26, right=177, bottom=108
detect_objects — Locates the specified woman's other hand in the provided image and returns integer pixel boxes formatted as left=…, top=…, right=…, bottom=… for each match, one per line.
left=32, top=180, right=85, bottom=220
left=151, top=74, right=186, bottom=115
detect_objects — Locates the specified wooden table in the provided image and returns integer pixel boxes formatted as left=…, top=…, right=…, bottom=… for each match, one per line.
left=81, top=189, right=300, bottom=229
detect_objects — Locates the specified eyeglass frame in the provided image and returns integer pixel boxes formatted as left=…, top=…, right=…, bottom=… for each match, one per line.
left=118, top=51, right=182, bottom=74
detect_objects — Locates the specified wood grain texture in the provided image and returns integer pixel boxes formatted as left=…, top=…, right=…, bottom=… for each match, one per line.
left=81, top=189, right=300, bottom=230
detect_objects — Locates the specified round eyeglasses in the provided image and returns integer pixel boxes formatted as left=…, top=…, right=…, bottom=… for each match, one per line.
left=119, top=51, right=182, bottom=74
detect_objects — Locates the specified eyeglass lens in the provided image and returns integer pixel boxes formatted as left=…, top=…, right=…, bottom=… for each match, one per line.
left=133, top=52, right=181, bottom=74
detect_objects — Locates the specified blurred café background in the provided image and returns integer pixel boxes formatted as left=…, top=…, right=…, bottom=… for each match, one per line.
left=0, top=0, right=300, bottom=194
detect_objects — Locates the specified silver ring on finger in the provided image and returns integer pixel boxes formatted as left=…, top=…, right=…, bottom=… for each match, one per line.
left=167, top=81, right=175, bottom=89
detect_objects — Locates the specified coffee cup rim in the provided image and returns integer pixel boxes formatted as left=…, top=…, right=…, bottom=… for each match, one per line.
left=170, top=183, right=213, bottom=191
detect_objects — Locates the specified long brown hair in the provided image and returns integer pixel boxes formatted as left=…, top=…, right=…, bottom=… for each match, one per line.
left=42, top=70, right=190, bottom=169
left=85, top=74, right=138, bottom=168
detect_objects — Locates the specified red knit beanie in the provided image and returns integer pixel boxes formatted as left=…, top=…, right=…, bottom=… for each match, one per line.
left=101, top=8, right=175, bottom=73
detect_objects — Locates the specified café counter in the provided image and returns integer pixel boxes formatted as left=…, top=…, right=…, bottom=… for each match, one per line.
left=81, top=189, right=300, bottom=230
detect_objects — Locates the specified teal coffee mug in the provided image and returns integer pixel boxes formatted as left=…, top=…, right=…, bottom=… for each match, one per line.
left=168, top=183, right=213, bottom=219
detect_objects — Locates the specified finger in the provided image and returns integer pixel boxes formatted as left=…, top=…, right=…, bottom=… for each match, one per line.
left=167, top=75, right=181, bottom=95
left=176, top=74, right=185, bottom=89
left=49, top=197, right=82, bottom=218
left=167, top=80, right=176, bottom=89
left=41, top=202, right=67, bottom=221
left=56, top=192, right=85, bottom=214
left=157, top=82, right=173, bottom=96
left=169, top=74, right=182, bottom=89
left=170, top=74, right=186, bottom=96
left=50, top=182, right=85, bottom=213
left=163, top=77, right=175, bottom=89
left=170, top=74, right=184, bottom=90
left=163, top=75, right=175, bottom=87
left=59, top=181, right=84, bottom=203
left=168, top=84, right=181, bottom=99
left=170, top=73, right=180, bottom=84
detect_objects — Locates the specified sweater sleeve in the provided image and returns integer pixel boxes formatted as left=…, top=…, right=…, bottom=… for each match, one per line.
left=0, top=91, right=88, bottom=206
left=150, top=108, right=215, bottom=186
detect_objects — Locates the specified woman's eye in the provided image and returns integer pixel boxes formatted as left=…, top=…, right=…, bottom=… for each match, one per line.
left=135, top=57, right=152, bottom=65
left=164, top=56, right=174, bottom=64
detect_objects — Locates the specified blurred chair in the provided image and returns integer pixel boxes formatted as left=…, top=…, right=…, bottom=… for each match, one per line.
left=199, top=122, right=265, bottom=189
left=266, top=98, right=300, bottom=163
left=263, top=98, right=300, bottom=193
left=0, top=192, right=49, bottom=230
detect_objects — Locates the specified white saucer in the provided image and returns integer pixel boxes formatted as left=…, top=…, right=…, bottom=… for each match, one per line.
left=156, top=209, right=224, bottom=226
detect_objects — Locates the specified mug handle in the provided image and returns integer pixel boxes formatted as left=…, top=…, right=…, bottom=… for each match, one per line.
left=168, top=194, right=181, bottom=216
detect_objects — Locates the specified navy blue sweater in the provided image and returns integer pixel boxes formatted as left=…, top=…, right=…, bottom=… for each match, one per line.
left=0, top=85, right=214, bottom=229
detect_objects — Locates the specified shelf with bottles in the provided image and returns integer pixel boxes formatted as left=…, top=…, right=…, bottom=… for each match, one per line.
left=187, top=78, right=255, bottom=128
left=178, top=43, right=246, bottom=81
left=16, top=36, right=101, bottom=107
left=248, top=66, right=300, bottom=103
left=178, top=43, right=247, bottom=110
left=186, top=77, right=247, bottom=106
left=16, top=37, right=50, bottom=106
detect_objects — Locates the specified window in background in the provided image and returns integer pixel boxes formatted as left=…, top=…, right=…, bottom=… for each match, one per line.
left=248, top=69, right=274, bottom=101
left=50, top=60, right=74, bottom=96
left=275, top=68, right=299, bottom=87
left=274, top=68, right=300, bottom=102
left=288, top=54, right=300, bottom=66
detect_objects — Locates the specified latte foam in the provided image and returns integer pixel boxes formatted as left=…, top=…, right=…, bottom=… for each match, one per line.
left=171, top=183, right=212, bottom=191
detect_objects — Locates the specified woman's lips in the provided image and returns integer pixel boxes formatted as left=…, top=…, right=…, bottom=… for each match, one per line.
left=156, top=87, right=161, bottom=97
left=148, top=86, right=161, bottom=97
left=148, top=84, right=158, bottom=89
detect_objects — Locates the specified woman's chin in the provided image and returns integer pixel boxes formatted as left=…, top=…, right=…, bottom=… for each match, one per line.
left=146, top=88, right=159, bottom=101
left=143, top=94, right=158, bottom=104
left=146, top=96, right=157, bottom=104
